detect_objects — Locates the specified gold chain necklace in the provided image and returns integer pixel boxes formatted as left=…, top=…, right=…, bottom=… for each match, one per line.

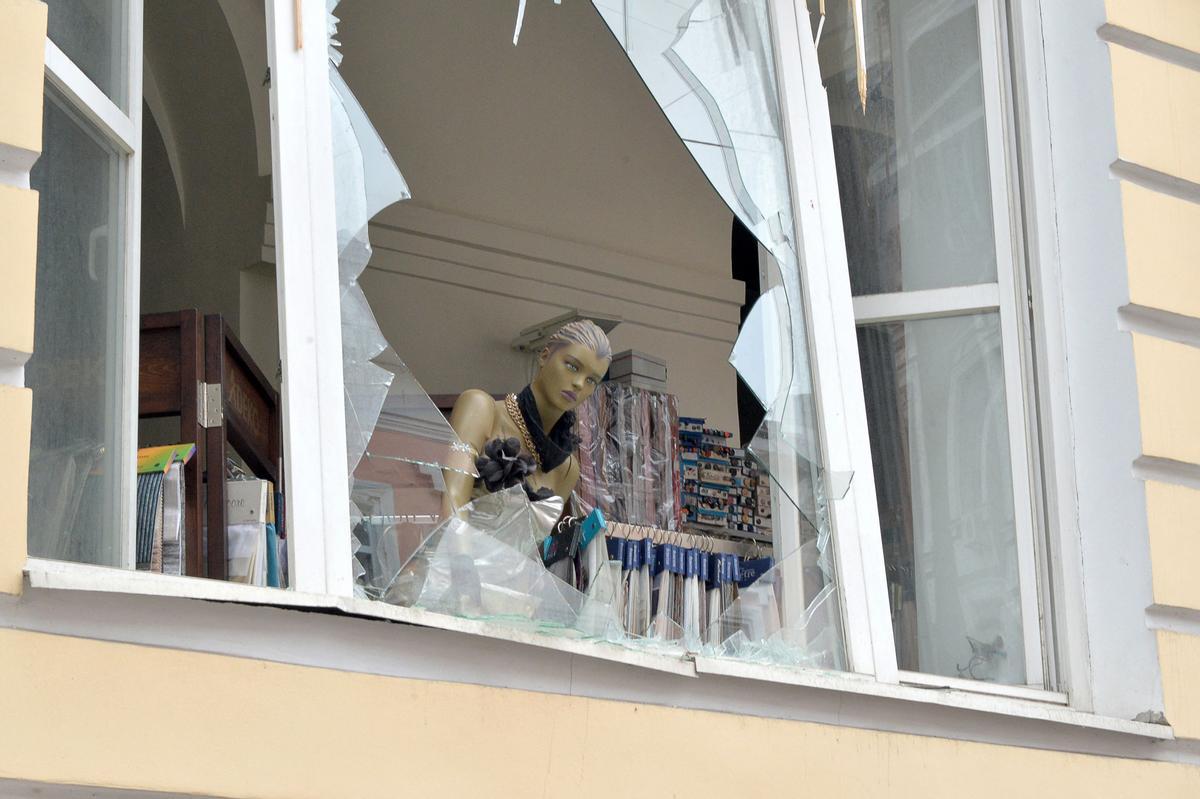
left=505, top=393, right=541, bottom=470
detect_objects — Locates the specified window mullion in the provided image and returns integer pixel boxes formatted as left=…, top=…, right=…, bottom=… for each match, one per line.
left=852, top=283, right=1002, bottom=325
left=977, top=0, right=1045, bottom=684
left=115, top=0, right=144, bottom=570
left=769, top=0, right=899, bottom=682
left=265, top=0, right=353, bottom=597
left=43, top=39, right=136, bottom=154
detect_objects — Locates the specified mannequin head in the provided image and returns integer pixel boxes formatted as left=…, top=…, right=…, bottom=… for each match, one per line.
left=532, top=320, right=612, bottom=414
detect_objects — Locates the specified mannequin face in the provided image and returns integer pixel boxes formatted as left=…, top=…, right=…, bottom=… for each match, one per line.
left=534, top=342, right=609, bottom=413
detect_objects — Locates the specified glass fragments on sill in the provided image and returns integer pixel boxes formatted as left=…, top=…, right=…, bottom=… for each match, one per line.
left=368, top=485, right=844, bottom=669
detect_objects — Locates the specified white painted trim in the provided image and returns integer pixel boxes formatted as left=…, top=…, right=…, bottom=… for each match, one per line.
left=0, top=364, right=23, bottom=387
left=22, top=557, right=694, bottom=677
left=851, top=283, right=1001, bottom=324
left=1006, top=0, right=1093, bottom=710
left=898, top=669, right=1068, bottom=704
left=770, top=0, right=897, bottom=682
left=115, top=0, right=144, bottom=571
left=25, top=557, right=335, bottom=607
left=43, top=40, right=137, bottom=155
left=1118, top=303, right=1200, bottom=350
left=1145, top=604, right=1200, bottom=638
left=265, top=0, right=353, bottom=596
left=693, top=656, right=1169, bottom=740
left=17, top=558, right=1182, bottom=758
left=1132, top=455, right=1200, bottom=491
left=0, top=148, right=35, bottom=188
left=978, top=0, right=1045, bottom=690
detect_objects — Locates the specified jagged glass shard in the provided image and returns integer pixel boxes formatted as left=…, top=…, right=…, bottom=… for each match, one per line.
left=328, top=2, right=474, bottom=596
left=593, top=0, right=851, bottom=532
left=702, top=543, right=845, bottom=671
left=729, top=286, right=791, bottom=414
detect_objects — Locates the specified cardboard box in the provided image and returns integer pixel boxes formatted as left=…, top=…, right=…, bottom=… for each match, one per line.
left=608, top=349, right=667, bottom=388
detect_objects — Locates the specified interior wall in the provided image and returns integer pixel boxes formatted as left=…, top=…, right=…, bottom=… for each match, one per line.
left=139, top=0, right=269, bottom=338
left=336, top=0, right=747, bottom=433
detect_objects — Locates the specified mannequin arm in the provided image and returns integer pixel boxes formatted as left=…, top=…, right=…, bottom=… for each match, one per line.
left=442, top=389, right=496, bottom=517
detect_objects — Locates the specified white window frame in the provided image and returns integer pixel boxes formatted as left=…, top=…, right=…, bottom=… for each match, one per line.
left=41, top=0, right=144, bottom=570
left=264, top=0, right=353, bottom=597
left=766, top=0, right=1059, bottom=698
left=32, top=0, right=352, bottom=594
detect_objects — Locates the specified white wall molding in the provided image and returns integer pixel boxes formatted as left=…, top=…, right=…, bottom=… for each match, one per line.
left=374, top=202, right=745, bottom=303
left=1098, top=23, right=1200, bottom=74
left=1111, top=159, right=1200, bottom=206
left=1118, top=303, right=1200, bottom=350
left=0, top=147, right=34, bottom=189
left=365, top=248, right=739, bottom=345
left=1133, top=455, right=1200, bottom=492
left=1146, top=604, right=1200, bottom=638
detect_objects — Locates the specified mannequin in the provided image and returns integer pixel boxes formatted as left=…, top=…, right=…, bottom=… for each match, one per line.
left=442, top=320, right=613, bottom=516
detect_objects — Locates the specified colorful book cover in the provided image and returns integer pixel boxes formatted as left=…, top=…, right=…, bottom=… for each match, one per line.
left=136, top=443, right=197, bottom=475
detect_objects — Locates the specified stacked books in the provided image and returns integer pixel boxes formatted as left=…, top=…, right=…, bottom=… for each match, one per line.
left=678, top=419, right=772, bottom=538
left=226, top=478, right=285, bottom=588
left=135, top=444, right=196, bottom=575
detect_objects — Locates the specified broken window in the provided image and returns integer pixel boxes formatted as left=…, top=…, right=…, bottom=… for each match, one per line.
left=333, top=0, right=849, bottom=671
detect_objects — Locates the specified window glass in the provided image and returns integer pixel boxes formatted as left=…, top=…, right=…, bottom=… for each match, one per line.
left=335, top=0, right=847, bottom=670
left=44, top=0, right=127, bottom=110
left=858, top=312, right=1026, bottom=684
left=27, top=83, right=126, bottom=566
left=819, top=0, right=997, bottom=295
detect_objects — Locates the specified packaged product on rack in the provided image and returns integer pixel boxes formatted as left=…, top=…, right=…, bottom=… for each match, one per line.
left=575, top=381, right=681, bottom=531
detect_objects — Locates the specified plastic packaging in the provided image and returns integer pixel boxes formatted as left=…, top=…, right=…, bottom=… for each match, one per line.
left=575, top=382, right=681, bottom=531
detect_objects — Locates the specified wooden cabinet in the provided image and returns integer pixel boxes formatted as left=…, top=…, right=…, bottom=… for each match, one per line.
left=139, top=311, right=282, bottom=579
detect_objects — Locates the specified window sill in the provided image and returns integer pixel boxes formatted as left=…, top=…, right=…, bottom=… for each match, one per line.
left=693, top=657, right=1170, bottom=741
left=22, top=557, right=1174, bottom=747
left=21, top=558, right=694, bottom=678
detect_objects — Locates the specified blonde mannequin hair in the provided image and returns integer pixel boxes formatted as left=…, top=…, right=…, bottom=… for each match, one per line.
left=542, top=319, right=613, bottom=362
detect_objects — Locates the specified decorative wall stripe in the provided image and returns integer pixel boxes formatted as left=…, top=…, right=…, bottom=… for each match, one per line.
left=1098, top=23, right=1200, bottom=74
left=1118, top=304, right=1200, bottom=350
left=1133, top=455, right=1200, bottom=492
left=1111, top=160, right=1200, bottom=206
left=1146, top=604, right=1200, bottom=638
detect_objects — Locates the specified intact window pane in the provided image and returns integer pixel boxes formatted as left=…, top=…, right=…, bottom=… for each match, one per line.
left=819, top=0, right=997, bottom=295
left=857, top=312, right=1026, bottom=684
left=44, top=0, right=127, bottom=110
left=27, top=84, right=126, bottom=566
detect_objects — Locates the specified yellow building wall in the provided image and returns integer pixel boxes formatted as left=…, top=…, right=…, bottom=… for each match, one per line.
left=0, top=0, right=42, bottom=597
left=1106, top=0, right=1200, bottom=54
left=0, top=185, right=39, bottom=363
left=1120, top=182, right=1200, bottom=319
left=0, top=0, right=46, bottom=160
left=1109, top=0, right=1200, bottom=749
left=0, top=627, right=1194, bottom=799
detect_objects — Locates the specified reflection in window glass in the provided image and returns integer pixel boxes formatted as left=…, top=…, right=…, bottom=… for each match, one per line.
left=44, top=0, right=127, bottom=110
left=818, top=0, right=997, bottom=295
left=27, top=84, right=126, bottom=566
left=857, top=312, right=1025, bottom=684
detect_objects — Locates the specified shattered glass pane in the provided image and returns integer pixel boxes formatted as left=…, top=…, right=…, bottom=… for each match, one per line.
left=593, top=0, right=849, bottom=665
left=327, top=2, right=474, bottom=593
left=329, top=0, right=850, bottom=671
